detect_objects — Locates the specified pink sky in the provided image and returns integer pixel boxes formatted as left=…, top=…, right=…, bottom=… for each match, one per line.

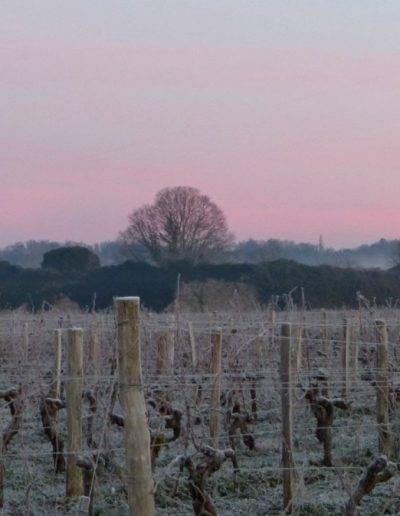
left=1, top=2, right=400, bottom=248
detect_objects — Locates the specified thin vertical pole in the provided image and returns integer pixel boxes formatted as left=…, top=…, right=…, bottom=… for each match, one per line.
left=66, top=328, right=83, bottom=498
left=156, top=332, right=174, bottom=375
left=256, top=336, right=264, bottom=371
left=296, top=324, right=303, bottom=374
left=375, top=319, right=391, bottom=456
left=280, top=323, right=294, bottom=513
left=342, top=319, right=351, bottom=399
left=321, top=310, right=330, bottom=366
left=188, top=322, right=197, bottom=369
left=270, top=308, right=276, bottom=348
left=53, top=329, right=62, bottom=398
left=209, top=329, right=222, bottom=448
left=89, top=325, right=100, bottom=377
left=23, top=322, right=29, bottom=362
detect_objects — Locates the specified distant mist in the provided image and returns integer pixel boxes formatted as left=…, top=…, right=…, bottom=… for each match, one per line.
left=0, top=238, right=398, bottom=270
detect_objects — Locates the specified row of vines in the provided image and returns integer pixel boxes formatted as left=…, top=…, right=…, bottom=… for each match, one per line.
left=0, top=304, right=400, bottom=514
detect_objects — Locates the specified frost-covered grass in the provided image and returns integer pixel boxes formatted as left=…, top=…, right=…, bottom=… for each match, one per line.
left=1, top=307, right=400, bottom=514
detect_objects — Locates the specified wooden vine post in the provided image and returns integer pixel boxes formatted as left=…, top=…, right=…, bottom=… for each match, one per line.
left=66, top=328, right=83, bottom=499
left=270, top=308, right=276, bottom=347
left=88, top=325, right=100, bottom=377
left=156, top=331, right=174, bottom=375
left=188, top=322, right=197, bottom=368
left=295, top=323, right=303, bottom=374
left=375, top=319, right=391, bottom=456
left=115, top=297, right=155, bottom=516
left=0, top=454, right=3, bottom=508
left=23, top=322, right=29, bottom=362
left=321, top=310, right=328, bottom=359
left=342, top=319, right=351, bottom=399
left=352, top=324, right=359, bottom=382
left=280, top=323, right=295, bottom=513
left=52, top=329, right=62, bottom=398
left=209, top=329, right=222, bottom=448
left=255, top=335, right=264, bottom=371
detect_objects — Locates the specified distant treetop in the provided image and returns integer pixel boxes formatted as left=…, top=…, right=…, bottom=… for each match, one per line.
left=120, top=186, right=233, bottom=265
left=41, top=246, right=100, bottom=273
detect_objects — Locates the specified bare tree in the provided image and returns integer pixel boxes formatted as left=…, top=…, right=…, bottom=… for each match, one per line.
left=390, top=240, right=400, bottom=267
left=120, top=186, right=233, bottom=265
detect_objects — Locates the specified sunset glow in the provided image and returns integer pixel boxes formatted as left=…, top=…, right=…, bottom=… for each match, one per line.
left=2, top=1, right=400, bottom=247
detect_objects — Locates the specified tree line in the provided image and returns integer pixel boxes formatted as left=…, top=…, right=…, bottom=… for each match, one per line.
left=1, top=236, right=399, bottom=271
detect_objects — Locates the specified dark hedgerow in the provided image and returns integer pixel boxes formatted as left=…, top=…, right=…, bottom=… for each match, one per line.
left=0, top=258, right=399, bottom=311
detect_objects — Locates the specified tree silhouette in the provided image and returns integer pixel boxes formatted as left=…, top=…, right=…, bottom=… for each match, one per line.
left=120, top=186, right=232, bottom=265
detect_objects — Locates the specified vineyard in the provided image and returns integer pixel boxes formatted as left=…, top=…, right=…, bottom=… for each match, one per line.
left=1, top=299, right=400, bottom=515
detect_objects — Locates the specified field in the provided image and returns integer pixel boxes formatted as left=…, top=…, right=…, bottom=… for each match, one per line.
left=1, top=304, right=400, bottom=515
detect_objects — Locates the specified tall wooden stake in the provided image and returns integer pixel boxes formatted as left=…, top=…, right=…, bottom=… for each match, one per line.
left=280, top=323, right=294, bottom=513
left=88, top=325, right=100, bottom=377
left=52, top=329, right=62, bottom=398
left=115, top=297, right=155, bottom=516
left=375, top=319, right=391, bottom=456
left=256, top=336, right=264, bottom=371
left=321, top=310, right=331, bottom=366
left=295, top=324, right=303, bottom=374
left=342, top=319, right=351, bottom=399
left=270, top=308, right=276, bottom=348
left=66, top=328, right=83, bottom=498
left=23, top=322, right=29, bottom=362
left=188, top=322, right=197, bottom=368
left=209, top=329, right=222, bottom=448
left=156, top=331, right=174, bottom=375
